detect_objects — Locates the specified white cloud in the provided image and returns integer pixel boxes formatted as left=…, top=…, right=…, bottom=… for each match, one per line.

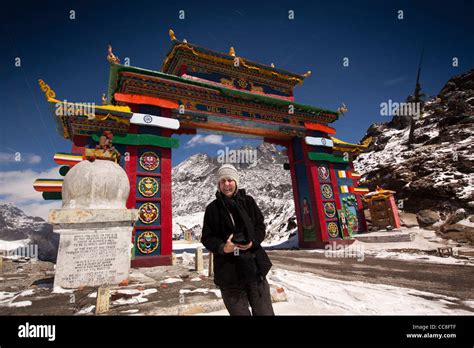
left=0, top=166, right=62, bottom=220
left=19, top=201, right=62, bottom=220
left=0, top=152, right=42, bottom=164
left=185, top=134, right=241, bottom=148
left=29, top=155, right=42, bottom=164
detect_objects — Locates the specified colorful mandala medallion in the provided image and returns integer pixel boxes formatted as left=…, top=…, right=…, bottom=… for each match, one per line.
left=323, top=202, right=336, bottom=218
left=139, top=151, right=160, bottom=171
left=327, top=222, right=339, bottom=238
left=138, top=177, right=159, bottom=197
left=138, top=202, right=159, bottom=224
left=318, top=165, right=330, bottom=181
left=137, top=231, right=159, bottom=254
left=321, top=184, right=334, bottom=199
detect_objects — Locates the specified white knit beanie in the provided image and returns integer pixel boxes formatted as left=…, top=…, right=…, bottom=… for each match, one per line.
left=216, top=164, right=239, bottom=190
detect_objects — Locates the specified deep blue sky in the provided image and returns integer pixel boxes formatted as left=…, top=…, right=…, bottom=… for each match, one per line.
left=1, top=0, right=473, bottom=172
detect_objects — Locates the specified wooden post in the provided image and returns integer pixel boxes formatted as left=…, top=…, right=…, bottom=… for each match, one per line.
left=195, top=246, right=203, bottom=272
left=171, top=252, right=177, bottom=266
left=95, top=287, right=110, bottom=314
left=208, top=252, right=214, bottom=277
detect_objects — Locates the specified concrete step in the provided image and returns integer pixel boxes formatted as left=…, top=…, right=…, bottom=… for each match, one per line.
left=352, top=231, right=415, bottom=243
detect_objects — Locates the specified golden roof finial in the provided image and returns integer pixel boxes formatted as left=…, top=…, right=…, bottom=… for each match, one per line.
left=38, top=79, right=56, bottom=100
left=107, top=45, right=120, bottom=64
left=169, top=29, right=176, bottom=41
left=303, top=70, right=312, bottom=78
left=337, top=102, right=348, bottom=115
left=229, top=46, right=236, bottom=57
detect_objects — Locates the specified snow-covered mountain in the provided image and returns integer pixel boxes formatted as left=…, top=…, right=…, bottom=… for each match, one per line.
left=354, top=69, right=474, bottom=214
left=172, top=143, right=297, bottom=242
left=0, top=203, right=59, bottom=261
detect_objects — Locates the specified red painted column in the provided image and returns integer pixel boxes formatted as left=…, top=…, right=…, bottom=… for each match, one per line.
left=160, top=146, right=172, bottom=257
left=287, top=141, right=304, bottom=248
left=302, top=139, right=325, bottom=248
left=388, top=195, right=401, bottom=228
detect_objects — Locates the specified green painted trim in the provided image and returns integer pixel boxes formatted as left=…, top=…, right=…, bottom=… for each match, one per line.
left=59, top=166, right=70, bottom=176
left=308, top=152, right=349, bottom=163
left=107, top=64, right=339, bottom=120
left=42, top=192, right=62, bottom=200
left=92, top=132, right=179, bottom=148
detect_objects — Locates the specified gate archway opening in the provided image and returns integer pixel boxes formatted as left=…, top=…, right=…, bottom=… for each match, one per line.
left=35, top=30, right=369, bottom=267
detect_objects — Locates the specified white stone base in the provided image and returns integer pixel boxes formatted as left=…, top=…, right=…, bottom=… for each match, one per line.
left=52, top=219, right=134, bottom=289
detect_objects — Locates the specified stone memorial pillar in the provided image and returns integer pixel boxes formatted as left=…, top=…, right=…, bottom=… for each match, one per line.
left=49, top=159, right=138, bottom=289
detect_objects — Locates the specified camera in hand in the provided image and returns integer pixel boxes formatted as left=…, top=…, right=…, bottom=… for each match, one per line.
left=232, top=227, right=249, bottom=245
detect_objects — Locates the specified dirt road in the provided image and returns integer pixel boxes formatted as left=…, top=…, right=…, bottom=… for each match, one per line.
left=267, top=250, right=474, bottom=312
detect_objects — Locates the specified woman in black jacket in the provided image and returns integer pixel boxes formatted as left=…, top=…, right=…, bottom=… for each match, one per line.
left=201, top=164, right=274, bottom=316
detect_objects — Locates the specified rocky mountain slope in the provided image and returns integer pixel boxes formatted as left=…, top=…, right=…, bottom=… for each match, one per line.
left=354, top=69, right=474, bottom=215
left=0, top=203, right=59, bottom=261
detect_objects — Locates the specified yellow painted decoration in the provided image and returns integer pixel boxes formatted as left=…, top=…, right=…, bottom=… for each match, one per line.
left=38, top=79, right=56, bottom=100
left=163, top=43, right=309, bottom=84
left=169, top=29, right=176, bottom=41
left=49, top=99, right=131, bottom=114
left=331, top=137, right=369, bottom=148
left=95, top=113, right=130, bottom=125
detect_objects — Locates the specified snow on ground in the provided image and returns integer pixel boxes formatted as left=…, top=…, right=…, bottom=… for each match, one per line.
left=161, top=277, right=183, bottom=284
left=8, top=300, right=32, bottom=308
left=262, top=231, right=298, bottom=249
left=121, top=309, right=139, bottom=314
left=267, top=268, right=473, bottom=315
left=0, top=291, right=33, bottom=308
left=304, top=227, right=474, bottom=266
left=77, top=305, right=95, bottom=315
left=19, top=289, right=35, bottom=297
left=84, top=288, right=158, bottom=307
left=179, top=288, right=221, bottom=297
left=0, top=291, right=17, bottom=302
left=52, top=286, right=75, bottom=294
left=177, top=252, right=196, bottom=267
left=362, top=250, right=473, bottom=266
left=199, top=268, right=473, bottom=315
left=173, top=241, right=203, bottom=251
left=112, top=294, right=148, bottom=305
left=170, top=226, right=473, bottom=267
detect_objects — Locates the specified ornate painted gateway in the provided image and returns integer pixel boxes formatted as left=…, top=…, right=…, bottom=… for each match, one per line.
left=34, top=30, right=370, bottom=267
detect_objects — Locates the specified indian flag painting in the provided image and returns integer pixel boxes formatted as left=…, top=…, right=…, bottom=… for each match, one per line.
left=340, top=185, right=350, bottom=193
